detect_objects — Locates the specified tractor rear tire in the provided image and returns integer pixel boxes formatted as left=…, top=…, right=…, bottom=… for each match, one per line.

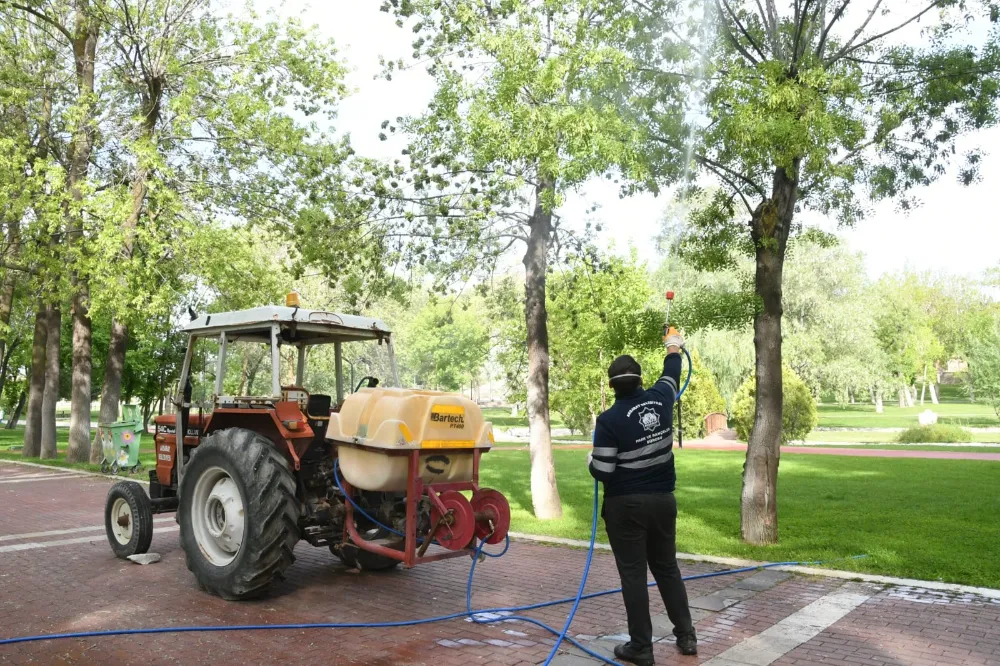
left=105, top=481, right=154, bottom=559
left=179, top=428, right=300, bottom=600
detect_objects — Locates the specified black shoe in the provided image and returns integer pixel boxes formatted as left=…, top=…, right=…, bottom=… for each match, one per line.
left=676, top=633, right=698, bottom=656
left=614, top=642, right=654, bottom=666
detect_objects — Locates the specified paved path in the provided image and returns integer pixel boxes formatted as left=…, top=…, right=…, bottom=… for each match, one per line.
left=1, top=460, right=999, bottom=666
left=497, top=442, right=1000, bottom=461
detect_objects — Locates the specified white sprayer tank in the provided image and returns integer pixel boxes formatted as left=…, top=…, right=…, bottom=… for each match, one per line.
left=329, top=388, right=494, bottom=492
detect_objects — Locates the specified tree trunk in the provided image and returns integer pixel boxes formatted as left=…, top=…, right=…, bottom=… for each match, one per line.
left=0, top=337, right=19, bottom=403
left=6, top=390, right=26, bottom=429
left=66, top=288, right=93, bottom=462
left=741, top=163, right=798, bottom=546
left=40, top=304, right=61, bottom=459
left=898, top=386, right=906, bottom=408
left=93, top=318, right=128, bottom=461
left=875, top=391, right=883, bottom=413
left=23, top=304, right=47, bottom=456
left=237, top=351, right=249, bottom=395
left=929, top=382, right=938, bottom=404
left=0, top=222, right=20, bottom=370
left=522, top=174, right=562, bottom=520
left=246, top=355, right=262, bottom=396
left=97, top=81, right=161, bottom=453
left=64, top=3, right=99, bottom=463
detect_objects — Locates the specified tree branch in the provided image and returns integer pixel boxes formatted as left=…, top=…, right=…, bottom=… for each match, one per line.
left=828, top=0, right=946, bottom=65
left=815, top=0, right=852, bottom=58
left=2, top=1, right=74, bottom=44
left=696, top=153, right=768, bottom=199
left=713, top=0, right=763, bottom=65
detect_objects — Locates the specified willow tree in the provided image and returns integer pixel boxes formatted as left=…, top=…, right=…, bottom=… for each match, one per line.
left=74, top=1, right=349, bottom=463
left=352, top=0, right=654, bottom=519
left=634, top=0, right=1000, bottom=542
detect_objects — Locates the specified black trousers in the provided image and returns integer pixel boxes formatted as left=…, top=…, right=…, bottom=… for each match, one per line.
left=603, top=492, right=695, bottom=648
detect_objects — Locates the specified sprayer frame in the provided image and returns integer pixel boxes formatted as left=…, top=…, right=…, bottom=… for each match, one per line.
left=338, top=447, right=487, bottom=566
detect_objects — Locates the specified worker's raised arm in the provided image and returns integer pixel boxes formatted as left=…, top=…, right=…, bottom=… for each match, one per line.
left=648, top=327, right=684, bottom=403
left=588, top=416, right=618, bottom=482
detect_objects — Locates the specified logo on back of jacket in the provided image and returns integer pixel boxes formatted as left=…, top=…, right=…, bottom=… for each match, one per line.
left=637, top=406, right=661, bottom=432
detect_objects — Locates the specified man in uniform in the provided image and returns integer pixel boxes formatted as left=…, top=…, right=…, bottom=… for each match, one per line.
left=587, top=329, right=697, bottom=664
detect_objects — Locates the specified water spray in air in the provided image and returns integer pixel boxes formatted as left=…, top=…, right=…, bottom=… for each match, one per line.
left=680, top=0, right=716, bottom=194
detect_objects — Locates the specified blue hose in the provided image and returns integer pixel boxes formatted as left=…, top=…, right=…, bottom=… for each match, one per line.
left=0, top=546, right=862, bottom=648
left=679, top=347, right=693, bottom=398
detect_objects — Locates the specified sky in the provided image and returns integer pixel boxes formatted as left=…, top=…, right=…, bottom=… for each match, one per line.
left=251, top=1, right=1000, bottom=279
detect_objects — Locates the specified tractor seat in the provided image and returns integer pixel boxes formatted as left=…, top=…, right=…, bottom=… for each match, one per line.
left=307, top=394, right=333, bottom=439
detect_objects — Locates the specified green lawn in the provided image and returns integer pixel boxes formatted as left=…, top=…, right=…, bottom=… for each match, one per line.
left=795, top=444, right=1000, bottom=453
left=817, top=401, right=1000, bottom=428
left=0, top=427, right=156, bottom=473
left=485, top=402, right=1000, bottom=432
left=480, top=448, right=1000, bottom=588
left=482, top=407, right=565, bottom=429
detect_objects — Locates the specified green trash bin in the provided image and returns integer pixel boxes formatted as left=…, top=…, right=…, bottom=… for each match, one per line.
left=99, top=405, right=144, bottom=476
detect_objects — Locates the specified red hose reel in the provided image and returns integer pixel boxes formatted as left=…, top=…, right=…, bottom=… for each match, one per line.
left=429, top=488, right=511, bottom=551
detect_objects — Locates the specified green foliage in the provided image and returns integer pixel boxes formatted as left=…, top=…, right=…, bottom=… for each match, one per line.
left=491, top=253, right=666, bottom=435
left=966, top=318, right=1000, bottom=419
left=312, top=1, right=656, bottom=300
left=731, top=366, right=817, bottom=444
left=676, top=349, right=727, bottom=438
left=548, top=255, right=664, bottom=435
left=897, top=425, right=973, bottom=444
left=404, top=298, right=489, bottom=392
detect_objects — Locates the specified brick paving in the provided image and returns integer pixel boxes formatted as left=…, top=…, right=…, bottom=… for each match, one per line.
left=1, top=460, right=998, bottom=666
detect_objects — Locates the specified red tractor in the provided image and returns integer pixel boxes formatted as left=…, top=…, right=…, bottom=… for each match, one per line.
left=104, top=296, right=510, bottom=599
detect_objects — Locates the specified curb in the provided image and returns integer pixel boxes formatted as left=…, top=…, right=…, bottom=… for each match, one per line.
left=507, top=532, right=1000, bottom=600
left=0, top=459, right=149, bottom=485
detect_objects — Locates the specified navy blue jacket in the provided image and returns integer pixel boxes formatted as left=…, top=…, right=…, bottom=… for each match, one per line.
left=588, top=353, right=681, bottom=497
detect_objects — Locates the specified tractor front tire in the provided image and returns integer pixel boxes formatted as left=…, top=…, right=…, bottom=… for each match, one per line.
left=179, top=428, right=300, bottom=600
left=105, top=481, right=154, bottom=559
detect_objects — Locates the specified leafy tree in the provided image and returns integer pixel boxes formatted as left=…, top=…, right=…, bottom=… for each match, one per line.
left=404, top=299, right=489, bottom=393
left=968, top=318, right=1000, bottom=416
left=874, top=273, right=948, bottom=406
left=362, top=0, right=652, bottom=519
left=85, top=1, right=350, bottom=461
left=965, top=319, right=1000, bottom=418
left=632, top=0, right=1000, bottom=543
left=674, top=348, right=727, bottom=438
left=731, top=365, right=816, bottom=444
left=544, top=255, right=664, bottom=436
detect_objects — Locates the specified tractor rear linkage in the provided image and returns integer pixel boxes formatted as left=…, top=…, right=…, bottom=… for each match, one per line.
left=340, top=448, right=510, bottom=567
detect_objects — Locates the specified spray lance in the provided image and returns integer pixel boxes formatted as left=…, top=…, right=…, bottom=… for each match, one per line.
left=663, top=290, right=692, bottom=447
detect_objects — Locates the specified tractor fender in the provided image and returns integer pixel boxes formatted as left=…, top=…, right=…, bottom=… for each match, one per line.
left=203, top=406, right=314, bottom=470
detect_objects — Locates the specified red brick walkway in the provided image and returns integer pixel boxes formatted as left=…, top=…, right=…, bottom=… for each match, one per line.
left=1, top=461, right=998, bottom=666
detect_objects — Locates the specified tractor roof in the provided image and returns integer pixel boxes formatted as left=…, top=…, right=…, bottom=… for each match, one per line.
left=184, top=306, right=391, bottom=345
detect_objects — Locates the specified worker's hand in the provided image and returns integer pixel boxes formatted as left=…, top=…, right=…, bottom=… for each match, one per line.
left=664, top=327, right=684, bottom=352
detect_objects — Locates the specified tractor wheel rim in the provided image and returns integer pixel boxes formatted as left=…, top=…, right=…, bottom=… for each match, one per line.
left=191, top=466, right=245, bottom=566
left=111, top=497, right=133, bottom=545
